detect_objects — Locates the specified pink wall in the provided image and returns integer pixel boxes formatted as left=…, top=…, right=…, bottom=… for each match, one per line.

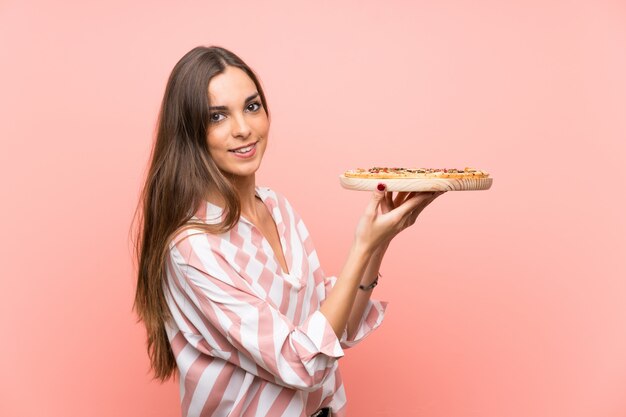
left=1, top=1, right=625, bottom=416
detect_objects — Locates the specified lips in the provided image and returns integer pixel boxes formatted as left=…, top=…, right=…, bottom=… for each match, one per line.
left=229, top=141, right=258, bottom=152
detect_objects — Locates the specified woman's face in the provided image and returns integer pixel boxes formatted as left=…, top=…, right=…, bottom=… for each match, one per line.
left=206, top=66, right=269, bottom=179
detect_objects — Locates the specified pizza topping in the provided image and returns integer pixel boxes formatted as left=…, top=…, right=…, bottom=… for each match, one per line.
left=343, top=166, right=489, bottom=179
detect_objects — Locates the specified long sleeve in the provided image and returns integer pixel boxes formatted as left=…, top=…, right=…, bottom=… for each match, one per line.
left=164, top=233, right=344, bottom=393
left=323, top=275, right=388, bottom=348
left=286, top=198, right=388, bottom=349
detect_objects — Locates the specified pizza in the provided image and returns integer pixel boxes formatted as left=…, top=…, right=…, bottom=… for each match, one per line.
left=343, top=167, right=490, bottom=179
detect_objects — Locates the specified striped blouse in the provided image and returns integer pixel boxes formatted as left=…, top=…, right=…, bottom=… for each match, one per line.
left=163, top=185, right=387, bottom=417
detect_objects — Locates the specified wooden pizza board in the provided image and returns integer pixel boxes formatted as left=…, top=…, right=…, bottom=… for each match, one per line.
left=339, top=175, right=493, bottom=192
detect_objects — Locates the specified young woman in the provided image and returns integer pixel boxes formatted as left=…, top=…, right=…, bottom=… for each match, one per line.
left=133, top=46, right=445, bottom=417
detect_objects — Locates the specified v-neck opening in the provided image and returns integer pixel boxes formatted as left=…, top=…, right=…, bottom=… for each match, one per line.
left=242, top=187, right=291, bottom=277
left=202, top=186, right=296, bottom=281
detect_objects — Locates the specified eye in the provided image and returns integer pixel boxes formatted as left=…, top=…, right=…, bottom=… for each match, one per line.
left=209, top=113, right=225, bottom=123
left=247, top=101, right=262, bottom=112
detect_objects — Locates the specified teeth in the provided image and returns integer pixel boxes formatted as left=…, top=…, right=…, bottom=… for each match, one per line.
left=234, top=143, right=254, bottom=153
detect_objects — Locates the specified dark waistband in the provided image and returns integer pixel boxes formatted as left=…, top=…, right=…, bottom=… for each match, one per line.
left=310, top=407, right=331, bottom=417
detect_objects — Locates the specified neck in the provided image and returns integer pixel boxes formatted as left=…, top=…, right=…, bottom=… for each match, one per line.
left=207, top=173, right=261, bottom=221
left=232, top=174, right=260, bottom=221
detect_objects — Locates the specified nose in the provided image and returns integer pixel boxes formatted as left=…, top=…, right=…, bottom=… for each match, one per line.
left=231, top=113, right=251, bottom=139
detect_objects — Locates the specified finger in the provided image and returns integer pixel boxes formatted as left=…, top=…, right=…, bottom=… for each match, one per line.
left=394, top=191, right=444, bottom=226
left=408, top=206, right=421, bottom=223
left=402, top=192, right=439, bottom=216
left=382, top=191, right=393, bottom=214
left=411, top=192, right=439, bottom=211
left=417, top=190, right=443, bottom=202
left=394, top=192, right=442, bottom=232
left=411, top=191, right=443, bottom=215
left=403, top=205, right=422, bottom=229
left=366, top=183, right=387, bottom=216
left=425, top=191, right=445, bottom=204
left=388, top=193, right=423, bottom=220
left=395, top=192, right=421, bottom=208
left=393, top=192, right=409, bottom=207
left=412, top=191, right=439, bottom=205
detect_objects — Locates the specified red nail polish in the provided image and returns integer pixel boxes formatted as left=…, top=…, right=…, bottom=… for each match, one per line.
left=377, top=183, right=386, bottom=191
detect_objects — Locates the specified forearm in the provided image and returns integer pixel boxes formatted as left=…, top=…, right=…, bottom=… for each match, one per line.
left=320, top=240, right=371, bottom=338
left=346, top=242, right=387, bottom=339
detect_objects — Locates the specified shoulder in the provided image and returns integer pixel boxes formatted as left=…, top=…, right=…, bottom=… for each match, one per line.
left=166, top=224, right=227, bottom=274
left=166, top=228, right=237, bottom=286
left=167, top=227, right=215, bottom=264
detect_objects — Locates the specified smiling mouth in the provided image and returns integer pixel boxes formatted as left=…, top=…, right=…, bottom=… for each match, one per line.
left=229, top=141, right=258, bottom=153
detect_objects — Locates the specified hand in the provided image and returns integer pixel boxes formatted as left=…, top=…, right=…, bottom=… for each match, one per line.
left=355, top=184, right=446, bottom=252
left=382, top=189, right=447, bottom=242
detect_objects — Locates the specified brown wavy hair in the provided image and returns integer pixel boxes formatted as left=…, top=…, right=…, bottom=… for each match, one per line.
left=130, top=46, right=270, bottom=382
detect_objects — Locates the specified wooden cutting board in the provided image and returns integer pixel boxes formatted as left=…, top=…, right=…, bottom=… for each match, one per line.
left=339, top=175, right=493, bottom=192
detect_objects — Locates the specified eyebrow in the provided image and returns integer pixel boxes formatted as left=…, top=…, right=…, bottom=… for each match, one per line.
left=209, top=92, right=259, bottom=111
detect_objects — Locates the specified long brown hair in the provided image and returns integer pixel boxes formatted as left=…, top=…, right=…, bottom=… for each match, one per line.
left=130, top=46, right=270, bottom=382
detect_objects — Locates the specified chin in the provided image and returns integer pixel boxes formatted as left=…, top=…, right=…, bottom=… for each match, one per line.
left=223, top=164, right=262, bottom=179
left=216, top=148, right=265, bottom=178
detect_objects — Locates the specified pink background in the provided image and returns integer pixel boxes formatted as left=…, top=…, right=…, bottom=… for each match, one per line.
left=1, top=1, right=625, bottom=416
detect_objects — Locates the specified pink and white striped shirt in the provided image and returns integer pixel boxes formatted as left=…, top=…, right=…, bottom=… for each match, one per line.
left=163, top=186, right=387, bottom=417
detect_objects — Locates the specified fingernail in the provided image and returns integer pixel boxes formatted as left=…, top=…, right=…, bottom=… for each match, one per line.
left=377, top=183, right=386, bottom=191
